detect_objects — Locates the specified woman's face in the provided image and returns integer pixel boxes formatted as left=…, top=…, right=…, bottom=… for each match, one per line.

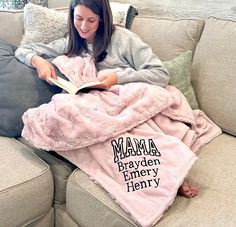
left=73, top=4, right=100, bottom=44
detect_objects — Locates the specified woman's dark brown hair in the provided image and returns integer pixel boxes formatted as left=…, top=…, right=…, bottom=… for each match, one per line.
left=66, top=0, right=115, bottom=63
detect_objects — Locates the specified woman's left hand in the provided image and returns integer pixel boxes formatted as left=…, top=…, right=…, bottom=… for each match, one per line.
left=97, top=71, right=117, bottom=90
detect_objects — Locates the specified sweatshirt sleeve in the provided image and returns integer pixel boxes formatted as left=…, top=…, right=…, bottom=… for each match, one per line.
left=115, top=29, right=169, bottom=87
left=14, top=37, right=68, bottom=67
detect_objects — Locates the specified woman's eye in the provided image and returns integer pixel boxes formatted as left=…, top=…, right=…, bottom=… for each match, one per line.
left=76, top=17, right=83, bottom=21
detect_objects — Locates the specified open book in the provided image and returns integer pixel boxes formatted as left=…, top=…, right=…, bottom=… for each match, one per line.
left=48, top=77, right=104, bottom=95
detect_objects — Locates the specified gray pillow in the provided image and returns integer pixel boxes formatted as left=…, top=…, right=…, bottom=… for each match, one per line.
left=0, top=39, right=62, bottom=137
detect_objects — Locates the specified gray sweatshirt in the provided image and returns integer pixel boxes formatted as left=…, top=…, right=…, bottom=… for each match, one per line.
left=15, top=26, right=169, bottom=86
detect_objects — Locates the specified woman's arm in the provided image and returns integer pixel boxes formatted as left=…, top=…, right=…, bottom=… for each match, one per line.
left=117, top=29, right=169, bottom=87
left=99, top=28, right=170, bottom=88
left=15, top=37, right=68, bottom=67
left=15, top=38, right=68, bottom=81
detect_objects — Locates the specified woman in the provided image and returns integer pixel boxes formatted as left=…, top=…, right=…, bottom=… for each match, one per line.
left=15, top=0, right=169, bottom=89
left=15, top=0, right=197, bottom=198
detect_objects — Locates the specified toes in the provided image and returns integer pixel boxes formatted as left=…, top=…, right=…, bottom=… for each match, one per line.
left=178, top=182, right=198, bottom=198
left=186, top=188, right=198, bottom=198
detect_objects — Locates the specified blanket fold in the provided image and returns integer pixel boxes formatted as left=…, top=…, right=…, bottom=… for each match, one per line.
left=22, top=83, right=221, bottom=153
left=22, top=83, right=173, bottom=151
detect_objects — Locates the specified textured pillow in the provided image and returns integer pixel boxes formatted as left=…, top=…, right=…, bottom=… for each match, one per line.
left=0, top=39, right=62, bottom=137
left=110, top=2, right=138, bottom=29
left=21, top=3, right=68, bottom=45
left=164, top=50, right=199, bottom=109
left=21, top=2, right=138, bottom=45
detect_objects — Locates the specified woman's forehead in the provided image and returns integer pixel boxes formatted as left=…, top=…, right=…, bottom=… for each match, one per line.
left=74, top=4, right=99, bottom=18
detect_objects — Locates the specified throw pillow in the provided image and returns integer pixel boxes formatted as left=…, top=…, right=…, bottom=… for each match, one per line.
left=21, top=2, right=138, bottom=45
left=110, top=2, right=138, bottom=29
left=21, top=3, right=68, bottom=45
left=0, top=39, right=62, bottom=137
left=164, top=50, right=199, bottom=109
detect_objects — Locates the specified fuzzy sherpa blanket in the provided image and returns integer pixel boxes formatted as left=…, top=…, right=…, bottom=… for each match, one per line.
left=21, top=55, right=222, bottom=227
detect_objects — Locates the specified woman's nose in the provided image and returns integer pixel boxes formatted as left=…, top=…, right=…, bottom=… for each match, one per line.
left=81, top=21, right=88, bottom=30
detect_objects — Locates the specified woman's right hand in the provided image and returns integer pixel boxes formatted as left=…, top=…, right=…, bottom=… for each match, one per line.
left=31, top=55, right=57, bottom=82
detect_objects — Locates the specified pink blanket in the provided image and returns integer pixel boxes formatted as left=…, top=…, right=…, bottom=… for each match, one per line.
left=22, top=55, right=222, bottom=227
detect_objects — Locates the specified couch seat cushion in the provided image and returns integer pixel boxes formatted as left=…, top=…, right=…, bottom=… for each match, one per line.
left=65, top=133, right=236, bottom=226
left=18, top=137, right=76, bottom=204
left=157, top=133, right=236, bottom=226
left=0, top=137, right=54, bottom=226
left=66, top=170, right=136, bottom=227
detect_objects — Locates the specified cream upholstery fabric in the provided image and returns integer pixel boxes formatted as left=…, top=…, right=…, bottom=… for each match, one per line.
left=0, top=10, right=24, bottom=46
left=55, top=204, right=79, bottom=227
left=0, top=137, right=54, bottom=226
left=26, top=208, right=54, bottom=227
left=18, top=137, right=76, bottom=204
left=131, top=16, right=204, bottom=61
left=66, top=170, right=136, bottom=227
left=192, top=17, right=236, bottom=136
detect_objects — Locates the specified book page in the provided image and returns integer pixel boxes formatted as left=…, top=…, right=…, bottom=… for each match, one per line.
left=48, top=77, right=104, bottom=95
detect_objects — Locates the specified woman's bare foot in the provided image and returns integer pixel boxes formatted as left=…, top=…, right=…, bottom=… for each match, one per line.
left=178, top=180, right=198, bottom=198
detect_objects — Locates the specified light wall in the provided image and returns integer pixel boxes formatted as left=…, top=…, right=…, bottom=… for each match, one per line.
left=48, top=0, right=70, bottom=8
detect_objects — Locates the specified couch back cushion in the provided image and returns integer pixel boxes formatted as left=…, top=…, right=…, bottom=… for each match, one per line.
left=0, top=10, right=24, bottom=46
left=192, top=17, right=236, bottom=136
left=0, top=6, right=69, bottom=47
left=131, top=16, right=204, bottom=61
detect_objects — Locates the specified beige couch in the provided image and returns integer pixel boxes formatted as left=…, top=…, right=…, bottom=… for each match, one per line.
left=1, top=6, right=236, bottom=227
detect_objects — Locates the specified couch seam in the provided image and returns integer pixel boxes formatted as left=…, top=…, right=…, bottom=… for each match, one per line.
left=0, top=169, right=52, bottom=194
left=21, top=207, right=53, bottom=227
left=136, top=15, right=203, bottom=21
